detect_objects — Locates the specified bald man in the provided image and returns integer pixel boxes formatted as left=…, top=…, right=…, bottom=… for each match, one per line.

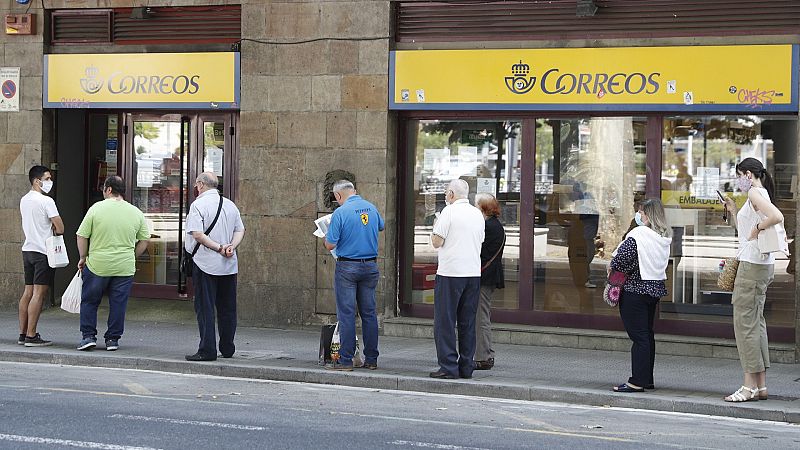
left=184, top=172, right=245, bottom=362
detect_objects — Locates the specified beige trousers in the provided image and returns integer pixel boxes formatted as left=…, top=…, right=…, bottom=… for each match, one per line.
left=731, top=261, right=773, bottom=374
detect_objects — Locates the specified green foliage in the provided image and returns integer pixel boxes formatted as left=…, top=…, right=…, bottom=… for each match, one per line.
left=134, top=122, right=160, bottom=141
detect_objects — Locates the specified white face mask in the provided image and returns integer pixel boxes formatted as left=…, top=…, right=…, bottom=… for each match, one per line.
left=40, top=179, right=53, bottom=194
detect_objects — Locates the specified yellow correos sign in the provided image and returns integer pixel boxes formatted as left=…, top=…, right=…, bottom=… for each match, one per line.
left=390, top=45, right=797, bottom=112
left=44, top=52, right=240, bottom=109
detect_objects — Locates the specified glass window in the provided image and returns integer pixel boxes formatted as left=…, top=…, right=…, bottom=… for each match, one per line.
left=661, top=116, right=797, bottom=328
left=407, top=120, right=521, bottom=309
left=534, top=117, right=647, bottom=314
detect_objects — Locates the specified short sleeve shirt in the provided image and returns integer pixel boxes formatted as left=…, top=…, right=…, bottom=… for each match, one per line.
left=20, top=191, right=60, bottom=255
left=76, top=199, right=150, bottom=277
left=184, top=190, right=245, bottom=276
left=433, top=199, right=485, bottom=277
left=326, top=195, right=384, bottom=259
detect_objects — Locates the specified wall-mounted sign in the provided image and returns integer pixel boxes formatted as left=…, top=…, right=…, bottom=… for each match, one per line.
left=390, top=45, right=798, bottom=112
left=44, top=52, right=240, bottom=109
left=0, top=67, right=20, bottom=112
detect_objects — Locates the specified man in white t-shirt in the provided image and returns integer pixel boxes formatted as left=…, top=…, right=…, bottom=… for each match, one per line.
left=429, top=179, right=485, bottom=379
left=18, top=165, right=64, bottom=347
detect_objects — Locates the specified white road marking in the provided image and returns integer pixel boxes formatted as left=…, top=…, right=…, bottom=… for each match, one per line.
left=109, top=414, right=266, bottom=431
left=123, top=383, right=153, bottom=395
left=0, top=433, right=161, bottom=450
left=388, top=440, right=490, bottom=450
left=32, top=387, right=249, bottom=407
left=329, top=411, right=633, bottom=443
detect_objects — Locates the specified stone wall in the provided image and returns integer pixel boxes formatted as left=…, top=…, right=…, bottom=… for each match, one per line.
left=0, top=3, right=47, bottom=308
left=237, top=1, right=395, bottom=327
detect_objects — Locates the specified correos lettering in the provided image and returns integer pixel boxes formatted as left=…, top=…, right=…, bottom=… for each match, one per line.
left=107, top=72, right=200, bottom=95
left=540, top=68, right=660, bottom=95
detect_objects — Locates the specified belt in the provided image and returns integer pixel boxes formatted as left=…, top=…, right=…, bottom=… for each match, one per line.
left=337, top=257, right=377, bottom=262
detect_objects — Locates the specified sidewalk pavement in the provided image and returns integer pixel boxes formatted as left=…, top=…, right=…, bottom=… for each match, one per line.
left=1, top=305, right=799, bottom=424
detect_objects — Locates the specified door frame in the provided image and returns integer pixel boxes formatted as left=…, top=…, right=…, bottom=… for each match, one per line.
left=120, top=111, right=239, bottom=300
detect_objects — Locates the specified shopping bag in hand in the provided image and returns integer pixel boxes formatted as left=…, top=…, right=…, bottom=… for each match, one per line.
left=46, top=235, right=69, bottom=268
left=61, top=270, right=82, bottom=314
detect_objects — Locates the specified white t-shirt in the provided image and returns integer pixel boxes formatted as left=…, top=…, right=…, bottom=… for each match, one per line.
left=20, top=190, right=60, bottom=254
left=433, top=199, right=485, bottom=277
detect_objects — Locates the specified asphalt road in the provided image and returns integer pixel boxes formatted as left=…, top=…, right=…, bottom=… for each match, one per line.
left=0, top=362, right=798, bottom=450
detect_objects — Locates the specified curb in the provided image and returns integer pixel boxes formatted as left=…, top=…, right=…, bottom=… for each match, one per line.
left=2, top=350, right=797, bottom=424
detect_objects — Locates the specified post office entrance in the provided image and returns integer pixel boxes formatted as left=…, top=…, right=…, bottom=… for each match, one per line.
left=54, top=110, right=239, bottom=300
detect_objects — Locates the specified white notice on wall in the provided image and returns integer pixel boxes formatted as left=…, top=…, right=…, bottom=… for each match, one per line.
left=477, top=177, right=496, bottom=195
left=458, top=146, right=478, bottom=176
left=423, top=148, right=450, bottom=172
left=204, top=147, right=224, bottom=176
left=137, top=160, right=154, bottom=188
left=694, top=166, right=720, bottom=199
left=0, top=67, right=20, bottom=112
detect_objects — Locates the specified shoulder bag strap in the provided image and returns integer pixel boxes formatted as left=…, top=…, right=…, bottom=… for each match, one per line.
left=481, top=232, right=506, bottom=272
left=190, top=195, right=225, bottom=257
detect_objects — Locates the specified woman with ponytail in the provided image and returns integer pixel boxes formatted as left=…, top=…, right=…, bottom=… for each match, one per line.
left=721, top=157, right=784, bottom=402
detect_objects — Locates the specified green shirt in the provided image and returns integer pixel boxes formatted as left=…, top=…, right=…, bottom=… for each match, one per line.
left=77, top=199, right=150, bottom=277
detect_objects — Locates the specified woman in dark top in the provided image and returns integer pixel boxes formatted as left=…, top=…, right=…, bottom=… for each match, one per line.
left=474, top=193, right=505, bottom=370
left=610, top=199, right=672, bottom=393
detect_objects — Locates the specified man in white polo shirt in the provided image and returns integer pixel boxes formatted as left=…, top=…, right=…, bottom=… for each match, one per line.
left=18, top=165, right=64, bottom=347
left=429, top=179, right=485, bottom=379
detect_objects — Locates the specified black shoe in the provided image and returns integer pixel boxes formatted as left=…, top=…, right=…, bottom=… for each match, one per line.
left=644, top=384, right=655, bottom=390
left=17, top=334, right=25, bottom=345
left=185, top=353, right=217, bottom=362
left=613, top=383, right=644, bottom=393
left=429, top=370, right=457, bottom=379
left=361, top=362, right=378, bottom=370
left=24, top=333, right=52, bottom=347
left=221, top=354, right=233, bottom=359
left=460, top=373, right=473, bottom=379
left=325, top=362, right=354, bottom=371
left=475, top=358, right=494, bottom=370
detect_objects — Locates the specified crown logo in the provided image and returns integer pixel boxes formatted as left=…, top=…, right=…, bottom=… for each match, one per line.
left=511, top=60, right=530, bottom=76
left=504, top=59, right=536, bottom=95
left=85, top=66, right=99, bottom=78
left=80, top=66, right=104, bottom=95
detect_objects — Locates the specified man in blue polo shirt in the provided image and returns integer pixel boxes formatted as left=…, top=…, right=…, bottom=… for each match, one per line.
left=324, top=180, right=384, bottom=371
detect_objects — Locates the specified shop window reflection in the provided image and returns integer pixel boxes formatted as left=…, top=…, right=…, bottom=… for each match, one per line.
left=408, top=120, right=521, bottom=309
left=661, top=116, right=797, bottom=327
left=533, top=117, right=647, bottom=314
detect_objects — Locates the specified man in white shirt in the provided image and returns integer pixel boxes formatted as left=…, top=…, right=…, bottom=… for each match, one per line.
left=429, top=179, right=485, bottom=379
left=183, top=172, right=245, bottom=362
left=18, top=166, right=64, bottom=347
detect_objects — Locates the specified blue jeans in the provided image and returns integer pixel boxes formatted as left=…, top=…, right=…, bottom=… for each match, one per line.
left=334, top=260, right=380, bottom=366
left=192, top=266, right=238, bottom=358
left=80, top=267, right=134, bottom=340
left=433, top=275, right=480, bottom=378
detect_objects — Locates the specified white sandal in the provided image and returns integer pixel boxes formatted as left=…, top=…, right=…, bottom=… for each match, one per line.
left=724, top=386, right=758, bottom=402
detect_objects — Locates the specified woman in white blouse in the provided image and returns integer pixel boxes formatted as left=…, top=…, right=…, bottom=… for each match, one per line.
left=721, top=157, right=784, bottom=402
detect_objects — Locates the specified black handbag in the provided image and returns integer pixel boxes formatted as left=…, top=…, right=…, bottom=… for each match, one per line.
left=181, top=195, right=224, bottom=277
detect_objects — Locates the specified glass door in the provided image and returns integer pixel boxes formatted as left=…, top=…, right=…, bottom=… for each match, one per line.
left=124, top=114, right=189, bottom=297
left=122, top=112, right=238, bottom=299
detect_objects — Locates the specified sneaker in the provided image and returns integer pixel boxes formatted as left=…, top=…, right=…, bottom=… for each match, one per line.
left=105, top=339, right=119, bottom=351
left=324, top=361, right=354, bottom=371
left=77, top=337, right=97, bottom=351
left=24, top=333, right=52, bottom=347
left=584, top=281, right=597, bottom=288
left=17, top=334, right=25, bottom=345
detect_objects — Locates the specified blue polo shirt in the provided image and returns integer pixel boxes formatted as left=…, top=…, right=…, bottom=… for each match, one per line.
left=326, top=195, right=384, bottom=259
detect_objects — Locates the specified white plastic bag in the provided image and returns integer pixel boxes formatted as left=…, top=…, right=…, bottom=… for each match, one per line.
left=46, top=235, right=69, bottom=268
left=61, top=270, right=82, bottom=314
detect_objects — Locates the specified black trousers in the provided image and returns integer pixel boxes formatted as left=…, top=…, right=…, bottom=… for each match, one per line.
left=619, top=291, right=659, bottom=387
left=192, top=266, right=237, bottom=358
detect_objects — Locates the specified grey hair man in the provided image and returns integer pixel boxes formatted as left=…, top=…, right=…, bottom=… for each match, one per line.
left=429, top=179, right=485, bottom=379
left=184, top=172, right=246, bottom=361
left=324, top=179, right=384, bottom=371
